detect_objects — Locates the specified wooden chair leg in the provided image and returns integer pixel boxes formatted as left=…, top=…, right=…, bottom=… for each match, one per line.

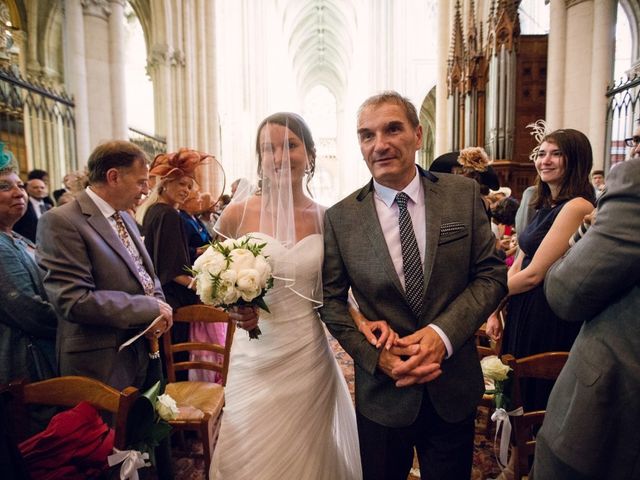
left=201, top=422, right=212, bottom=474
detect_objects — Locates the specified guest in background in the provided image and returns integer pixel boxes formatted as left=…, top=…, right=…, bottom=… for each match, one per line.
left=486, top=128, right=595, bottom=410
left=180, top=190, right=228, bottom=384
left=52, top=171, right=87, bottom=205
left=590, top=169, right=605, bottom=198
left=13, top=178, right=51, bottom=243
left=0, top=160, right=57, bottom=388
left=136, top=148, right=210, bottom=380
left=532, top=138, right=640, bottom=480
left=26, top=169, right=54, bottom=209
left=179, top=189, right=213, bottom=264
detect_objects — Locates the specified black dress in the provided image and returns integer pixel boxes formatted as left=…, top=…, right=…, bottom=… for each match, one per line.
left=142, top=203, right=198, bottom=382
left=503, top=200, right=582, bottom=410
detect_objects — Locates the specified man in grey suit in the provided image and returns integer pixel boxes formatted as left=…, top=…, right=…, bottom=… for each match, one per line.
left=37, top=140, right=173, bottom=391
left=320, top=91, right=507, bottom=479
left=531, top=130, right=640, bottom=480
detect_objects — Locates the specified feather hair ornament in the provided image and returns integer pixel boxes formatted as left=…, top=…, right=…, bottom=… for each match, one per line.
left=526, top=119, right=550, bottom=161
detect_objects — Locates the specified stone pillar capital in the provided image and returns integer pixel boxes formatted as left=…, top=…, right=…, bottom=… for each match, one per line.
left=110, top=0, right=126, bottom=7
left=81, top=0, right=111, bottom=20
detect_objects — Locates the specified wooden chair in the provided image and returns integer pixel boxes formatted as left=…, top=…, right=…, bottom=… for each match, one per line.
left=3, top=376, right=139, bottom=450
left=502, top=352, right=569, bottom=480
left=162, top=304, right=235, bottom=473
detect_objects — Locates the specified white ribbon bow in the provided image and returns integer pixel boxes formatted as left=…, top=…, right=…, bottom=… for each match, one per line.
left=107, top=448, right=151, bottom=480
left=491, top=406, right=524, bottom=468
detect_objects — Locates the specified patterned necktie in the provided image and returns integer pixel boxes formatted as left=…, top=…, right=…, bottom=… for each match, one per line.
left=395, top=192, right=424, bottom=317
left=112, top=212, right=155, bottom=296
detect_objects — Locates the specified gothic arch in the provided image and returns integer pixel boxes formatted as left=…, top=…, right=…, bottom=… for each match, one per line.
left=620, top=0, right=640, bottom=65
left=419, top=86, right=436, bottom=168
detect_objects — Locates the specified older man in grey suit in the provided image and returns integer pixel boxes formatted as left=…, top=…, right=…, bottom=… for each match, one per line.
left=320, top=91, right=507, bottom=480
left=37, top=140, right=173, bottom=392
left=532, top=133, right=640, bottom=479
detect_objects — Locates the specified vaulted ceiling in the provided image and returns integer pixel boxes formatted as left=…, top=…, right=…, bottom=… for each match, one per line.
left=279, top=0, right=357, bottom=97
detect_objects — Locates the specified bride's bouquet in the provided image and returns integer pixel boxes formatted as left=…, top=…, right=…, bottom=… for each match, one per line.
left=190, top=235, right=273, bottom=339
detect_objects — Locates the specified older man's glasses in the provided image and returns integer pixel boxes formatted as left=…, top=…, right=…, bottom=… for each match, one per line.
left=624, top=136, right=640, bottom=147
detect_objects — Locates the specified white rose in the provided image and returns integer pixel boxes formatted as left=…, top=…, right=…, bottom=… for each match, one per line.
left=236, top=269, right=262, bottom=301
left=220, top=238, right=237, bottom=250
left=196, top=277, right=215, bottom=304
left=228, top=249, right=256, bottom=272
left=200, top=251, right=227, bottom=277
left=220, top=284, right=241, bottom=304
left=156, top=393, right=179, bottom=421
left=480, top=355, right=511, bottom=381
left=193, top=245, right=216, bottom=269
left=253, top=255, right=272, bottom=284
left=219, top=269, right=237, bottom=286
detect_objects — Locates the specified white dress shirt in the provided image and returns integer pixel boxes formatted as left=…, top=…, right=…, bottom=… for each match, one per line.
left=372, top=167, right=453, bottom=357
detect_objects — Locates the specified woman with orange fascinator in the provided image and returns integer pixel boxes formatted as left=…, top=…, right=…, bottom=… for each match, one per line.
left=136, top=148, right=210, bottom=380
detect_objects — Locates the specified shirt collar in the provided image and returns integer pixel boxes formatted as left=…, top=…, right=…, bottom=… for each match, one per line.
left=373, top=166, right=422, bottom=207
left=85, top=186, right=116, bottom=219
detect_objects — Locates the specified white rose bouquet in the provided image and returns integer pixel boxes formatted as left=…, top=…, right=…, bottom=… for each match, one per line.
left=190, top=235, right=273, bottom=339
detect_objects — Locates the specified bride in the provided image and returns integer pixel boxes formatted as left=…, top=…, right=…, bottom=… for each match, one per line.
left=210, top=113, right=362, bottom=479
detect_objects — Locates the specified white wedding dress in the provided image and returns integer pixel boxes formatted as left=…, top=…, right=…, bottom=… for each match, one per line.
left=210, top=233, right=362, bottom=480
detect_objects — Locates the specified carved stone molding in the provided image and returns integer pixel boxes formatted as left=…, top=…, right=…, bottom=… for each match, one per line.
left=170, top=49, right=185, bottom=67
left=81, top=0, right=111, bottom=20
left=148, top=44, right=170, bottom=69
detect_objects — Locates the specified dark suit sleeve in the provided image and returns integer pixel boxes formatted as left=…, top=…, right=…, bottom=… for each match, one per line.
left=36, top=210, right=161, bottom=329
left=544, top=159, right=640, bottom=322
left=430, top=182, right=507, bottom=351
left=321, top=209, right=380, bottom=375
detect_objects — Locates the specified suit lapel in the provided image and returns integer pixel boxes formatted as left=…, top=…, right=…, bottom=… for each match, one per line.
left=421, top=175, right=443, bottom=297
left=356, top=181, right=405, bottom=298
left=77, top=192, right=146, bottom=283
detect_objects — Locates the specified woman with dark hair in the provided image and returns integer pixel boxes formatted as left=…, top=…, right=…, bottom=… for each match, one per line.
left=210, top=112, right=361, bottom=479
left=487, top=128, right=595, bottom=409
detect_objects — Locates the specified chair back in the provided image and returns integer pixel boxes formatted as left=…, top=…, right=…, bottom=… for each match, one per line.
left=163, top=305, right=235, bottom=385
left=5, top=376, right=138, bottom=449
left=502, top=352, right=569, bottom=479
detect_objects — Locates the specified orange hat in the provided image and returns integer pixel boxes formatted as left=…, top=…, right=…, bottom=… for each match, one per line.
left=149, top=148, right=212, bottom=179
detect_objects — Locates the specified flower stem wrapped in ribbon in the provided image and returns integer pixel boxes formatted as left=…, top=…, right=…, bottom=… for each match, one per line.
left=480, top=355, right=520, bottom=469
left=189, top=234, right=274, bottom=339
left=122, top=381, right=177, bottom=469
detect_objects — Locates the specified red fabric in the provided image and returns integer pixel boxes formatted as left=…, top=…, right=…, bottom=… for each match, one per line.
left=19, top=401, right=114, bottom=480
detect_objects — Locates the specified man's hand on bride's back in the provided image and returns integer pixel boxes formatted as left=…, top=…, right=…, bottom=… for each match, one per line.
left=229, top=305, right=259, bottom=331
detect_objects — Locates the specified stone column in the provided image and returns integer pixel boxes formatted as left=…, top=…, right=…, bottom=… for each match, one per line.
left=435, top=0, right=451, bottom=156
left=109, top=0, right=128, bottom=140
left=588, top=0, right=616, bottom=169
left=545, top=0, right=567, bottom=131
left=81, top=0, right=113, bottom=147
left=65, top=0, right=91, bottom=163
left=562, top=0, right=594, bottom=135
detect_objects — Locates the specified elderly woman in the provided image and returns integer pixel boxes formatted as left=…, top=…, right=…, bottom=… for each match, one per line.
left=0, top=151, right=57, bottom=437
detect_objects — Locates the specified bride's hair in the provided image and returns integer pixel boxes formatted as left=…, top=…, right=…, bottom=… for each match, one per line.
left=254, top=112, right=317, bottom=194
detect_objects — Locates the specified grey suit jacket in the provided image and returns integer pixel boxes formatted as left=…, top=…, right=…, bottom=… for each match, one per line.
left=536, top=158, right=640, bottom=479
left=321, top=167, right=507, bottom=427
left=36, top=191, right=165, bottom=389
